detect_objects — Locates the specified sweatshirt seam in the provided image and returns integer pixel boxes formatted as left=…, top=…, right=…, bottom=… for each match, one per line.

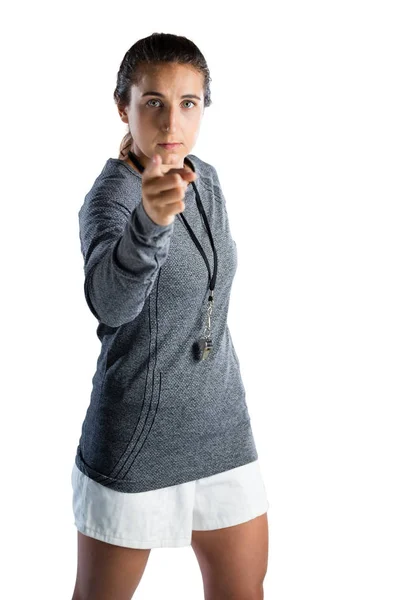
left=111, top=279, right=162, bottom=479
left=200, top=182, right=223, bottom=203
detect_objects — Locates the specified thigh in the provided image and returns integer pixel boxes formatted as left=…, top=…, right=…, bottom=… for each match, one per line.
left=191, top=512, right=268, bottom=600
left=72, top=530, right=151, bottom=600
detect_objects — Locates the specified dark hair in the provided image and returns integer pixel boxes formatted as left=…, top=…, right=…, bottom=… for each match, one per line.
left=113, top=32, right=213, bottom=159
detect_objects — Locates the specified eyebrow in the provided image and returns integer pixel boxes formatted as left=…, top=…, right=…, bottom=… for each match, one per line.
left=141, top=91, right=202, bottom=101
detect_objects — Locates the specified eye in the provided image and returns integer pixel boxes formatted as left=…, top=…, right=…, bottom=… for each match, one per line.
left=147, top=99, right=162, bottom=107
left=146, top=99, right=196, bottom=109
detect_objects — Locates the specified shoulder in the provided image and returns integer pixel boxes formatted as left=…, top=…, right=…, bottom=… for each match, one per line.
left=120, top=155, right=141, bottom=174
left=187, top=154, right=224, bottom=199
left=186, top=154, right=220, bottom=186
left=80, top=159, right=139, bottom=218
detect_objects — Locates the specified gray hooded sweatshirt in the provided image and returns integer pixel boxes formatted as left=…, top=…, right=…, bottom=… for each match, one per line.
left=74, top=154, right=258, bottom=492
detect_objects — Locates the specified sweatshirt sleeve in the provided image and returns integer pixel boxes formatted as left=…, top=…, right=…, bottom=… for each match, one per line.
left=78, top=173, right=174, bottom=328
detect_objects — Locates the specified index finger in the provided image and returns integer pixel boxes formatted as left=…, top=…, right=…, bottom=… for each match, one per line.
left=165, top=167, right=189, bottom=175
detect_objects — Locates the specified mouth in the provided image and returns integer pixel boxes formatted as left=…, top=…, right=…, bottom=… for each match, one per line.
left=158, top=143, right=182, bottom=149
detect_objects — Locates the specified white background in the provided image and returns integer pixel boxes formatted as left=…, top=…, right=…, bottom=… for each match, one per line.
left=1, top=1, right=399, bottom=598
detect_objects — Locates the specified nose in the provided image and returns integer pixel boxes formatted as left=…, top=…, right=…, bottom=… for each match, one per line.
left=161, top=106, right=179, bottom=131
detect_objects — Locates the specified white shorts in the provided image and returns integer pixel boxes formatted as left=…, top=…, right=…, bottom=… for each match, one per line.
left=71, top=459, right=269, bottom=549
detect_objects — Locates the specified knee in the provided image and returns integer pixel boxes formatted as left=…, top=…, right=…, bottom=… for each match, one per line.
left=206, top=583, right=264, bottom=600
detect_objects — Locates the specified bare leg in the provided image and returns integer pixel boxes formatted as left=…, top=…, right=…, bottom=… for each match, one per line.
left=191, top=512, right=269, bottom=600
left=71, top=530, right=151, bottom=600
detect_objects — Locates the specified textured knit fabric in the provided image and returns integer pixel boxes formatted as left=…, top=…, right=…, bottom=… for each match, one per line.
left=74, top=154, right=258, bottom=492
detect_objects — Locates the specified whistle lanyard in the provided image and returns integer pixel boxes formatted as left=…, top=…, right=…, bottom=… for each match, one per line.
left=127, top=150, right=218, bottom=360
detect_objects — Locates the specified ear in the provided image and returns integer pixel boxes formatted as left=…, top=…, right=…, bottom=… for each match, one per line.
left=118, top=107, right=129, bottom=124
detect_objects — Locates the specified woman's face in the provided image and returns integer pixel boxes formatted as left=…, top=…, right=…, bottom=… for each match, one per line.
left=119, top=62, right=205, bottom=174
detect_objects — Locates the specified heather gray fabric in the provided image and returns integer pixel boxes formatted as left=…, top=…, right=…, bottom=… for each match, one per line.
left=74, top=155, right=258, bottom=492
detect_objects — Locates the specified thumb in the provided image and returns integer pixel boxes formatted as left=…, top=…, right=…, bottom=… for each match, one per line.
left=144, top=153, right=163, bottom=178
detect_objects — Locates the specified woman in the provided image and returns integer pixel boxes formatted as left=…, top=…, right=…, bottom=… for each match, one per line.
left=71, top=32, right=269, bottom=599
